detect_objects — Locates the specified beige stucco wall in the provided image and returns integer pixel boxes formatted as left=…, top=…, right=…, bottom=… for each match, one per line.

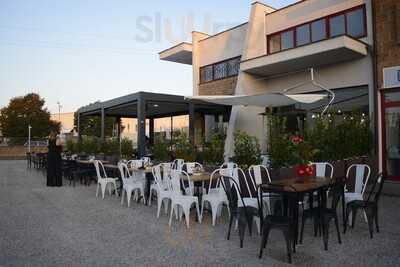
left=242, top=2, right=275, bottom=61
left=198, top=23, right=248, bottom=67
left=192, top=31, right=210, bottom=96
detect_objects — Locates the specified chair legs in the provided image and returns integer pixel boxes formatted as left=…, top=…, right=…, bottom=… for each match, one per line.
left=259, top=224, right=292, bottom=264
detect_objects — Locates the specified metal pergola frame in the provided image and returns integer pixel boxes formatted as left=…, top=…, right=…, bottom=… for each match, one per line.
left=76, top=91, right=230, bottom=157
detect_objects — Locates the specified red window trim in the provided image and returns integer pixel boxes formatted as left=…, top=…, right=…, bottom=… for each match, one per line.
left=381, top=88, right=400, bottom=181
left=199, top=56, right=241, bottom=84
left=267, top=4, right=367, bottom=55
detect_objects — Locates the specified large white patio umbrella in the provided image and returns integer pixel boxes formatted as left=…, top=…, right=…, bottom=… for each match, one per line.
left=185, top=93, right=327, bottom=107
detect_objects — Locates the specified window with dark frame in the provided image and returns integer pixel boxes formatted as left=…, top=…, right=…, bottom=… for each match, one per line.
left=199, top=56, right=241, bottom=84
left=267, top=5, right=366, bottom=54
left=329, top=14, right=346, bottom=37
left=200, top=65, right=213, bottom=83
left=296, top=24, right=311, bottom=46
left=227, top=57, right=240, bottom=76
left=281, top=30, right=294, bottom=50
left=214, top=62, right=228, bottom=80
left=311, top=19, right=327, bottom=42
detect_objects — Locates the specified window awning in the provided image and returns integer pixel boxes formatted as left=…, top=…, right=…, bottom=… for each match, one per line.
left=185, top=93, right=327, bottom=107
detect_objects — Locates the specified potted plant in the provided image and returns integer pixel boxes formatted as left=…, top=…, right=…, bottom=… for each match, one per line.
left=289, top=135, right=318, bottom=177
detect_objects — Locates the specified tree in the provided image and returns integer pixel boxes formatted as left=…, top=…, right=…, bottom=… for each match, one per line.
left=0, top=93, right=60, bottom=139
left=73, top=112, right=115, bottom=137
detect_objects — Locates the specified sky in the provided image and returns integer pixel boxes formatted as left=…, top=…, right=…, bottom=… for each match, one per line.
left=0, top=0, right=298, bottom=113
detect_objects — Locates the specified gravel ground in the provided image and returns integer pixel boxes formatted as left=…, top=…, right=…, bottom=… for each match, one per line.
left=0, top=160, right=399, bottom=267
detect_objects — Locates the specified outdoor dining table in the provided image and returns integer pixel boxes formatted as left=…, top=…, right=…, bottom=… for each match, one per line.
left=259, top=176, right=344, bottom=245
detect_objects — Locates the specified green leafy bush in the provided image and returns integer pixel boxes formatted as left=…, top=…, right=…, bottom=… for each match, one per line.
left=268, top=111, right=373, bottom=168
left=102, top=138, right=120, bottom=156
left=233, top=130, right=261, bottom=170
left=80, top=136, right=101, bottom=155
left=173, top=131, right=197, bottom=162
left=152, top=137, right=170, bottom=161
left=203, top=133, right=225, bottom=165
left=120, top=138, right=134, bottom=159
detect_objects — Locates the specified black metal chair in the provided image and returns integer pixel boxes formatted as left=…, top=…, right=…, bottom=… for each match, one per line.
left=344, top=173, right=385, bottom=239
left=258, top=183, right=297, bottom=264
left=220, top=175, right=260, bottom=248
left=299, top=181, right=343, bottom=250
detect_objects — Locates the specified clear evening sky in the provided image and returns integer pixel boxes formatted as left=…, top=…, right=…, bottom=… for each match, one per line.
left=0, top=0, right=298, bottom=113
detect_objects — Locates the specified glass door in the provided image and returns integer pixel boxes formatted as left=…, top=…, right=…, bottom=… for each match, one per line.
left=383, top=90, right=400, bottom=181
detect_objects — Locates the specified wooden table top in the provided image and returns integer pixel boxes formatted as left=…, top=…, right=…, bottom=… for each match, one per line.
left=181, top=172, right=219, bottom=182
left=261, top=176, right=334, bottom=193
left=103, top=164, right=153, bottom=174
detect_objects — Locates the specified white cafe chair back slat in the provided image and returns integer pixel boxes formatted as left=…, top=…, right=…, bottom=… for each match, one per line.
left=345, top=164, right=371, bottom=224
left=184, top=162, right=203, bottom=174
left=93, top=160, right=119, bottom=199
left=249, top=165, right=272, bottom=216
left=345, top=164, right=371, bottom=200
left=172, top=159, right=185, bottom=171
left=312, top=162, right=334, bottom=178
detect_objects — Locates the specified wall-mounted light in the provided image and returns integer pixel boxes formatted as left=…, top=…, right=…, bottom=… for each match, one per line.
left=153, top=104, right=159, bottom=107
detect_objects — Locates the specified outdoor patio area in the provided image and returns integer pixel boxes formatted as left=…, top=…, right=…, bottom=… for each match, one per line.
left=1, top=160, right=399, bottom=267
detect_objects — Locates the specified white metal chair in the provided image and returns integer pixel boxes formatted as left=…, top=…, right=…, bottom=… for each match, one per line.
left=172, top=159, right=185, bottom=171
left=232, top=167, right=261, bottom=234
left=248, top=165, right=272, bottom=215
left=169, top=169, right=201, bottom=228
left=151, top=164, right=173, bottom=218
left=345, top=164, right=371, bottom=223
left=118, top=163, right=145, bottom=207
left=141, top=157, right=151, bottom=166
left=313, top=162, right=334, bottom=178
left=345, top=164, right=371, bottom=203
left=149, top=162, right=172, bottom=206
left=201, top=168, right=230, bottom=226
left=127, top=159, right=144, bottom=170
left=93, top=160, right=119, bottom=199
left=183, top=162, right=203, bottom=174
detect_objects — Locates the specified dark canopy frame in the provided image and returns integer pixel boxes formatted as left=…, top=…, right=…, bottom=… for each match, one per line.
left=76, top=91, right=230, bottom=157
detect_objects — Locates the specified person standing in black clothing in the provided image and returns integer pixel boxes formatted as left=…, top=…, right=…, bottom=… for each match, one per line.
left=47, top=131, right=62, bottom=187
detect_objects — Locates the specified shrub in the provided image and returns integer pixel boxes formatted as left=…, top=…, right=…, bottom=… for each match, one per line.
left=80, top=136, right=101, bottom=155
left=152, top=137, right=170, bottom=161
left=233, top=130, right=261, bottom=170
left=102, top=138, right=120, bottom=156
left=173, top=131, right=197, bottom=162
left=268, top=111, right=373, bottom=168
left=66, top=139, right=76, bottom=153
left=120, top=138, right=134, bottom=159
left=203, top=133, right=225, bottom=165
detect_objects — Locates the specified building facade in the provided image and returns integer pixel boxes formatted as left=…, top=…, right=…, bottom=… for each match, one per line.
left=161, top=0, right=375, bottom=156
left=374, top=0, right=400, bottom=181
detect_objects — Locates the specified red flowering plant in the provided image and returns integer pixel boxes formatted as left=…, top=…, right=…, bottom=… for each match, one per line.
left=289, top=135, right=319, bottom=176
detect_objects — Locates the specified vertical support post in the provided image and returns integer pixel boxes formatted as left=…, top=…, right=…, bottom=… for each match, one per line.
left=170, top=116, right=173, bottom=145
left=137, top=98, right=146, bottom=158
left=116, top=117, right=122, bottom=139
left=189, top=103, right=195, bottom=144
left=149, top=118, right=154, bottom=146
left=28, top=125, right=32, bottom=153
left=100, top=108, right=105, bottom=142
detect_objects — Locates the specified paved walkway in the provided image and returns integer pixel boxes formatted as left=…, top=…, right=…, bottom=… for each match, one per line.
left=0, top=160, right=399, bottom=266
